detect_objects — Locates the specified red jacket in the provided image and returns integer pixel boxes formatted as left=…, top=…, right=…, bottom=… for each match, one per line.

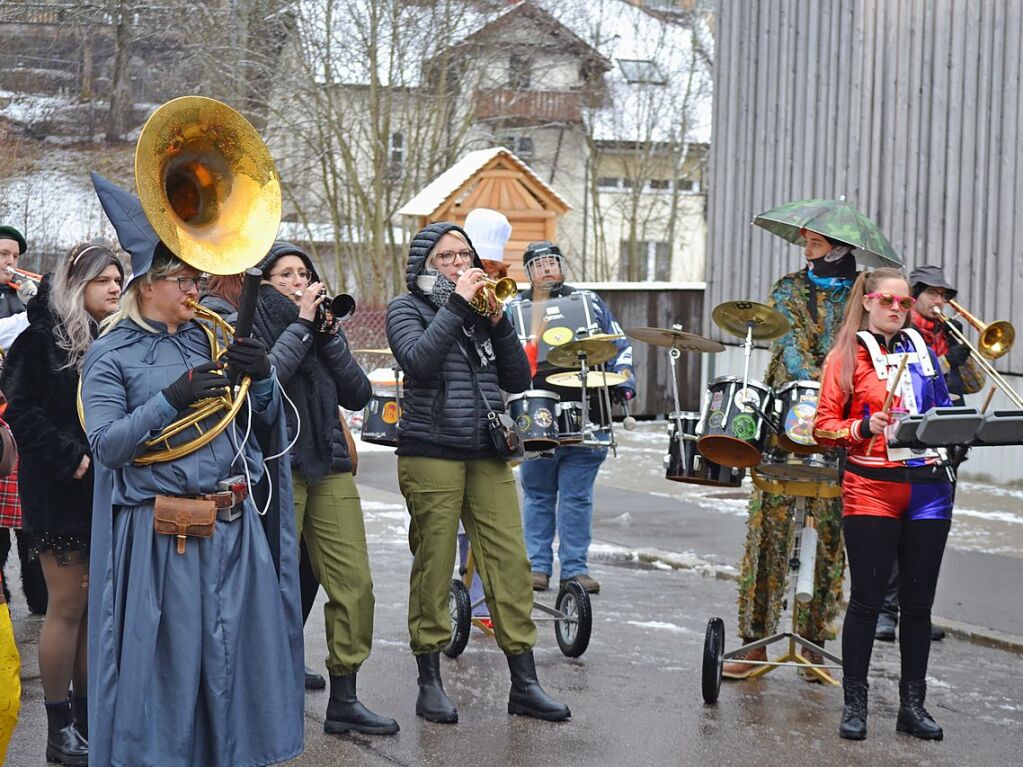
left=814, top=332, right=952, bottom=471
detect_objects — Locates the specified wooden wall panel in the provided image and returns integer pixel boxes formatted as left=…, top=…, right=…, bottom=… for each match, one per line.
left=709, top=0, right=1023, bottom=373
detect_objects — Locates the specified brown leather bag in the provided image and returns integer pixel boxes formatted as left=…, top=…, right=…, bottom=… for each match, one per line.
left=339, top=409, right=358, bottom=477
left=153, top=495, right=216, bottom=554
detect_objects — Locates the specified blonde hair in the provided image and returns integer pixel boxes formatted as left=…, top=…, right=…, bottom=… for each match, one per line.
left=101, top=249, right=188, bottom=335
left=828, top=267, right=911, bottom=393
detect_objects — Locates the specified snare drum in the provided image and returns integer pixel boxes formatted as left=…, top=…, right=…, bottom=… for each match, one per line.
left=696, top=376, right=773, bottom=469
left=361, top=391, right=401, bottom=446
left=756, top=441, right=839, bottom=483
left=774, top=380, right=822, bottom=455
left=507, top=390, right=561, bottom=451
left=664, top=412, right=745, bottom=487
left=557, top=402, right=584, bottom=444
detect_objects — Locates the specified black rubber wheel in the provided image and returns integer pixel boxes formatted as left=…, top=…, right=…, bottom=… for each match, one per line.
left=442, top=579, right=472, bottom=658
left=554, top=580, right=592, bottom=657
left=702, top=617, right=725, bottom=704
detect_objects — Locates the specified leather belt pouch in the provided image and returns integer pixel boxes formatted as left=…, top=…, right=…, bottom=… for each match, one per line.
left=154, top=495, right=216, bottom=555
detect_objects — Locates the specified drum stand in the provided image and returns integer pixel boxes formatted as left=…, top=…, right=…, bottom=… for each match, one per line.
left=667, top=340, right=688, bottom=467
left=569, top=350, right=618, bottom=456
left=704, top=483, right=843, bottom=702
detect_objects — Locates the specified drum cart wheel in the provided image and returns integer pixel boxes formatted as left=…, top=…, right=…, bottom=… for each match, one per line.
left=701, top=617, right=725, bottom=703
left=443, top=578, right=472, bottom=658
left=545, top=580, right=592, bottom=657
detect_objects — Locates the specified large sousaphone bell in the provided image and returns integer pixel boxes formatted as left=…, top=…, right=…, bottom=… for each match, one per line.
left=134, top=96, right=282, bottom=464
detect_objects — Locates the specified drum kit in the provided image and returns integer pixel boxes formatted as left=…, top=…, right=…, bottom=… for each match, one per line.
left=622, top=301, right=849, bottom=701
left=355, top=348, right=402, bottom=447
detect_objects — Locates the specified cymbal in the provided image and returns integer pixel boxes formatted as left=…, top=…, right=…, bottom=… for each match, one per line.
left=624, top=326, right=725, bottom=353
left=545, top=370, right=628, bottom=388
left=711, top=300, right=790, bottom=340
left=546, top=335, right=623, bottom=368
left=354, top=347, right=393, bottom=355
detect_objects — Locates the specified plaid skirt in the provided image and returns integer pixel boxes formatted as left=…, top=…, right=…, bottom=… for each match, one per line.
left=0, top=467, right=20, bottom=530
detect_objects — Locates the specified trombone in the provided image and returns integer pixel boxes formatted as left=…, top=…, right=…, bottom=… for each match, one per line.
left=5, top=266, right=42, bottom=293
left=935, top=301, right=1022, bottom=409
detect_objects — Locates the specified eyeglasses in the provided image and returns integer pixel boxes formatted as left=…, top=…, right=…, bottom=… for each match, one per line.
left=922, top=287, right=952, bottom=301
left=270, top=269, right=312, bottom=283
left=865, top=292, right=915, bottom=311
left=434, top=250, right=474, bottom=266
left=163, top=275, right=208, bottom=292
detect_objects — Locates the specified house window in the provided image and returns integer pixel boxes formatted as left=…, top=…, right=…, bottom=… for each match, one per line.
left=597, top=176, right=621, bottom=190
left=389, top=132, right=404, bottom=176
left=649, top=179, right=671, bottom=191
left=509, top=54, right=531, bottom=90
left=503, top=135, right=534, bottom=161
left=619, top=240, right=671, bottom=281
left=675, top=178, right=701, bottom=193
left=618, top=59, right=666, bottom=85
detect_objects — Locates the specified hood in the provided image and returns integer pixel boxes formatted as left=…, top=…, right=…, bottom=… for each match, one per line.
left=257, top=241, right=319, bottom=283
left=405, top=222, right=482, bottom=292
left=91, top=172, right=160, bottom=289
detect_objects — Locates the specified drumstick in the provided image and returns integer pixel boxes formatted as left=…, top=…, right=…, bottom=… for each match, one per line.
left=980, top=385, right=997, bottom=414
left=867, top=354, right=909, bottom=452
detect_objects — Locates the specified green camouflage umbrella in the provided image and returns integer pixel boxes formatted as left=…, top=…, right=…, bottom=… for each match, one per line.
left=752, top=197, right=902, bottom=267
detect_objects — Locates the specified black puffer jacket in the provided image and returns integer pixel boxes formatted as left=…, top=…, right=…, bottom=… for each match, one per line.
left=386, top=222, right=531, bottom=458
left=1, top=280, right=93, bottom=539
left=0, top=284, right=26, bottom=320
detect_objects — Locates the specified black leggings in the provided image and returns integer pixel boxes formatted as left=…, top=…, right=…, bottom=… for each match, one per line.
left=842, top=515, right=951, bottom=682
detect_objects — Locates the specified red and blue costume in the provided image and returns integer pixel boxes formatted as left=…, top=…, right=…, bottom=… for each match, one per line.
left=814, top=330, right=955, bottom=520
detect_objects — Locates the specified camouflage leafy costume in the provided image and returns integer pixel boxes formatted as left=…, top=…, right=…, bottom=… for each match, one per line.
left=736, top=267, right=848, bottom=642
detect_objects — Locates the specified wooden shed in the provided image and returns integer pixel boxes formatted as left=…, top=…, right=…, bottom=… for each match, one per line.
left=397, top=147, right=572, bottom=282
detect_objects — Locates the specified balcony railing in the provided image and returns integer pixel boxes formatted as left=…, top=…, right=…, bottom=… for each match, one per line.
left=474, top=89, right=584, bottom=125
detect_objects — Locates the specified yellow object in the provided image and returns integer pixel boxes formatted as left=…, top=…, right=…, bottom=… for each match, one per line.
left=135, top=96, right=282, bottom=275
left=0, top=602, right=21, bottom=762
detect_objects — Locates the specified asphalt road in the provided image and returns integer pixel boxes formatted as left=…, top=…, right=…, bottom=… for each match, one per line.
left=5, top=438, right=1023, bottom=766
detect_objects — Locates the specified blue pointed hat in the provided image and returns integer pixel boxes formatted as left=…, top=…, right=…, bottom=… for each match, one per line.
left=91, top=172, right=161, bottom=287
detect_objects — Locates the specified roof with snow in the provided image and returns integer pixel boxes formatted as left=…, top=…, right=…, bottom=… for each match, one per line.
left=397, top=146, right=570, bottom=218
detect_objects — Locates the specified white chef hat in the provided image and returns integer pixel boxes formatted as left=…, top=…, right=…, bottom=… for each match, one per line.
left=464, top=208, right=511, bottom=262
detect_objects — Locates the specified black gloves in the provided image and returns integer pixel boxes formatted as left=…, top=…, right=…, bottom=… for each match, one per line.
left=223, top=337, right=272, bottom=381
left=162, top=362, right=230, bottom=411
left=946, top=344, right=970, bottom=367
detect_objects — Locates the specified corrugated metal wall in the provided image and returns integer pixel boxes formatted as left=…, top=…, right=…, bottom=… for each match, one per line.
left=708, top=0, right=1023, bottom=375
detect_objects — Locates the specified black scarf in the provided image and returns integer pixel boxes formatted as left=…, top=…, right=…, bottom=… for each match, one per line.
left=421, top=273, right=496, bottom=367
left=252, top=284, right=338, bottom=484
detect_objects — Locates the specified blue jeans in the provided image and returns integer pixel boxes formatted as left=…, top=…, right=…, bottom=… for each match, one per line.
left=519, top=445, right=608, bottom=579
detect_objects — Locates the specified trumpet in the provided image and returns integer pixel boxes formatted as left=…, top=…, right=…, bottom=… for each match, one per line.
left=5, top=266, right=42, bottom=296
left=457, top=270, right=517, bottom=315
left=292, top=288, right=356, bottom=332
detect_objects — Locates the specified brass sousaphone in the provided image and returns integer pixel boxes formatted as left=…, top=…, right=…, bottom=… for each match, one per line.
left=129, top=96, right=282, bottom=463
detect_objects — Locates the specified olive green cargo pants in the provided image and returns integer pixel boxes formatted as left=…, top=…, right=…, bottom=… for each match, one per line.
left=397, top=455, right=536, bottom=656
left=293, top=471, right=375, bottom=677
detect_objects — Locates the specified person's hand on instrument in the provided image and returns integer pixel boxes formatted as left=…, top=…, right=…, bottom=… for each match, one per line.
left=162, top=361, right=230, bottom=410
left=223, top=336, right=272, bottom=381
left=72, top=455, right=90, bottom=480
left=612, top=386, right=635, bottom=406
left=297, top=281, right=326, bottom=323
left=945, top=344, right=970, bottom=367
left=868, top=409, right=891, bottom=436
left=455, top=267, right=486, bottom=303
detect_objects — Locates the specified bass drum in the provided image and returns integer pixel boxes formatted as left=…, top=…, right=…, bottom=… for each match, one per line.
left=361, top=391, right=401, bottom=446
left=774, top=380, right=822, bottom=455
left=507, top=390, right=561, bottom=452
left=696, top=376, right=773, bottom=469
left=664, top=412, right=745, bottom=487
